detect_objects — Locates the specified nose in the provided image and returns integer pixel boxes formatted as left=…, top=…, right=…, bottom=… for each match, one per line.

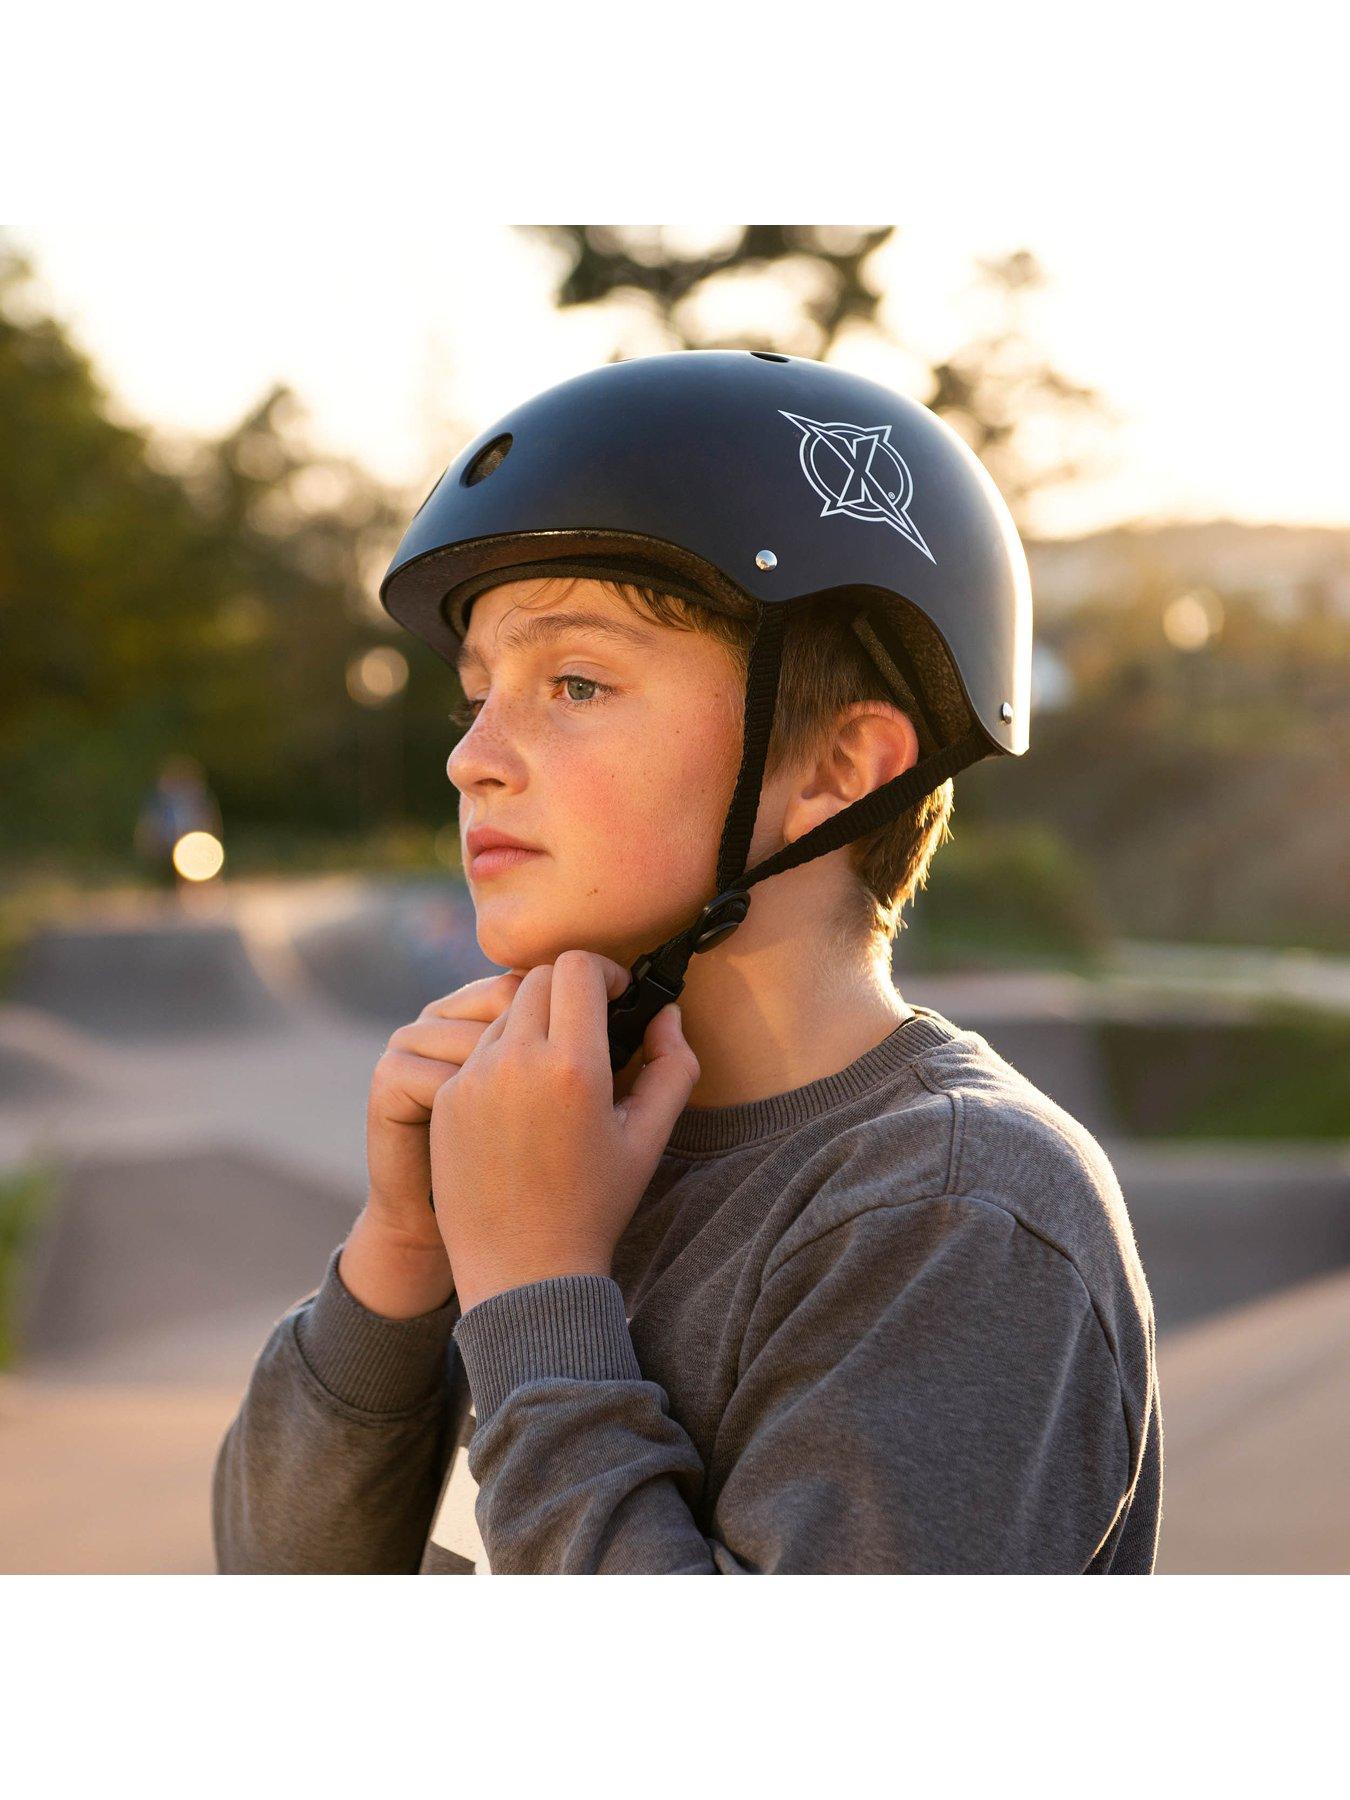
left=447, top=706, right=521, bottom=797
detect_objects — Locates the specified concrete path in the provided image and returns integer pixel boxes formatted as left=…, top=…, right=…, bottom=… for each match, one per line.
left=0, top=1372, right=243, bottom=1573
left=1155, top=1263, right=1350, bottom=1572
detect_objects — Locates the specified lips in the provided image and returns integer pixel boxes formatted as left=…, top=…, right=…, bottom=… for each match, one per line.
left=465, top=826, right=542, bottom=858
left=464, top=824, right=545, bottom=881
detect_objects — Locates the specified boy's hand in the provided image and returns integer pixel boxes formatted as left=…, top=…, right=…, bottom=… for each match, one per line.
left=366, top=969, right=527, bottom=1247
left=428, top=950, right=700, bottom=1313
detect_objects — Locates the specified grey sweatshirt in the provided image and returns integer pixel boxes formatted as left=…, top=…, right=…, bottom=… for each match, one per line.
left=212, top=1005, right=1162, bottom=1574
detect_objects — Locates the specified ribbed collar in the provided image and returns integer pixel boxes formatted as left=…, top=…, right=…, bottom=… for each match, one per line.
left=664, top=1005, right=965, bottom=1157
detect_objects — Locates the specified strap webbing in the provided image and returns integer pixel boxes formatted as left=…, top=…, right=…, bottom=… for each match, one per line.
left=739, top=724, right=988, bottom=891
left=715, top=602, right=786, bottom=893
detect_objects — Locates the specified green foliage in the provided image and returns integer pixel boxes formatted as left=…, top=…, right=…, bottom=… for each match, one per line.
left=1099, top=1006, right=1350, bottom=1139
left=0, top=1161, right=60, bottom=1369
left=991, top=590, right=1350, bottom=951
left=224, top=820, right=453, bottom=877
left=0, top=241, right=420, bottom=865
left=0, top=248, right=213, bottom=850
left=909, top=822, right=1111, bottom=970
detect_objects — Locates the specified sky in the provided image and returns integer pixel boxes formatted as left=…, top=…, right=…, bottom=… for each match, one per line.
left=12, top=213, right=1348, bottom=545
left=7, top=4, right=1345, bottom=544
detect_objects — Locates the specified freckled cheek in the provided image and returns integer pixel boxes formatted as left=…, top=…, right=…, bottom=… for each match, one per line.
left=550, top=717, right=730, bottom=892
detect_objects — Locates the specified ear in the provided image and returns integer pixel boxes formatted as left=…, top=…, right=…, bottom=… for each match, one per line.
left=789, top=702, right=919, bottom=830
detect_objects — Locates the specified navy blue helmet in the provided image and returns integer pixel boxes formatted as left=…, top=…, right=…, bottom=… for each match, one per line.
left=381, top=350, right=1033, bottom=1071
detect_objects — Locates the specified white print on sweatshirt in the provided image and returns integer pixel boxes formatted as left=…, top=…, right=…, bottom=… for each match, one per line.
left=429, top=1407, right=489, bottom=1573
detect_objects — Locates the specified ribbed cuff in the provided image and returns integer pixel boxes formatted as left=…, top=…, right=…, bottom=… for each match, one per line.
left=452, top=1275, right=642, bottom=1423
left=293, top=1244, right=460, bottom=1414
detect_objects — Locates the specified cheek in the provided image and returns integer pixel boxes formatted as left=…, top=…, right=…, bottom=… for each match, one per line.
left=553, top=700, right=737, bottom=892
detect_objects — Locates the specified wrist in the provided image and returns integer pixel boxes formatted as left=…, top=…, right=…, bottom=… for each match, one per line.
left=340, top=1205, right=456, bottom=1321
left=453, top=1248, right=612, bottom=1316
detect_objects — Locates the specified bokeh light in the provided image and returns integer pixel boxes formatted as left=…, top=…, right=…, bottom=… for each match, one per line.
left=171, top=830, right=225, bottom=881
left=346, top=645, right=409, bottom=707
left=1162, top=589, right=1224, bottom=651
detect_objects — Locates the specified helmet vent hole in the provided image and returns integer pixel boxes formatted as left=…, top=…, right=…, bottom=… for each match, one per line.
left=750, top=351, right=790, bottom=363
left=463, top=433, right=513, bottom=486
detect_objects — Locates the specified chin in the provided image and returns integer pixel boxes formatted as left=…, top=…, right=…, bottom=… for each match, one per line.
left=473, top=900, right=662, bottom=975
left=474, top=907, right=603, bottom=972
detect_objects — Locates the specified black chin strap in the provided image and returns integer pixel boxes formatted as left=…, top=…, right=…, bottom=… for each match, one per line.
left=605, top=602, right=990, bottom=1072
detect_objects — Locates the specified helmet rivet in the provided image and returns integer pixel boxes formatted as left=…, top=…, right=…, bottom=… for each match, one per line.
left=1000, top=701, right=1014, bottom=723
left=755, top=549, right=778, bottom=571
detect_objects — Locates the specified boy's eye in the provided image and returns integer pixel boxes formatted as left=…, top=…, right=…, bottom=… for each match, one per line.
left=449, top=673, right=614, bottom=728
left=553, top=675, right=608, bottom=709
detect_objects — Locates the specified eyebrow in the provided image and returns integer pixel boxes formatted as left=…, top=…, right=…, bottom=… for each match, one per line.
left=453, top=609, right=658, bottom=677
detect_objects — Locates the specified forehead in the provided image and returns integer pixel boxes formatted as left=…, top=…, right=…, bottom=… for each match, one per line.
left=453, top=578, right=659, bottom=676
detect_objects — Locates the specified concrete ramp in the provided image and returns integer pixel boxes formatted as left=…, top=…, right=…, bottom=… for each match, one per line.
left=11, top=920, right=290, bottom=1039
left=0, top=1006, right=123, bottom=1104
left=284, top=882, right=498, bottom=1027
left=1111, top=1142, right=1350, bottom=1332
left=18, top=1143, right=358, bottom=1377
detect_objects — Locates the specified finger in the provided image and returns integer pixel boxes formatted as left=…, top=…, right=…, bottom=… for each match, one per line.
left=466, top=1006, right=510, bottom=1061
left=496, top=961, right=553, bottom=1047
left=546, top=951, right=614, bottom=1078
left=586, top=953, right=637, bottom=1001
left=387, top=1016, right=491, bottom=1062
left=615, top=1005, right=700, bottom=1148
left=422, top=971, right=524, bottom=1022
left=372, top=1049, right=467, bottom=1122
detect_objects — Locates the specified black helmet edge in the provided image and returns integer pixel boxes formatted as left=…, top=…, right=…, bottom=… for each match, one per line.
left=384, top=534, right=1014, bottom=764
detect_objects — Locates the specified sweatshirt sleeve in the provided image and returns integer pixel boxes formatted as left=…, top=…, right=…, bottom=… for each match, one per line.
left=212, top=1244, right=461, bottom=1574
left=453, top=1194, right=1131, bottom=1573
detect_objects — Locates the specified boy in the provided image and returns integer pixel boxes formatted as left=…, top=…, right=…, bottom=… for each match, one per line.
left=213, top=351, right=1161, bottom=1573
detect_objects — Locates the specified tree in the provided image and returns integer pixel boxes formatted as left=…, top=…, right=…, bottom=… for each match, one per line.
left=0, top=241, right=229, bottom=854
left=0, top=239, right=411, bottom=859
left=525, top=223, right=893, bottom=359
left=520, top=226, right=1111, bottom=529
left=925, top=249, right=1113, bottom=519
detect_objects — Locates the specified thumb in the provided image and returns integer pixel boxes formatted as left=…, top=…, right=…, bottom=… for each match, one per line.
left=614, top=1004, right=700, bottom=1143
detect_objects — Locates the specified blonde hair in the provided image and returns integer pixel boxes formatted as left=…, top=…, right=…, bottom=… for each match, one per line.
left=500, top=575, right=955, bottom=957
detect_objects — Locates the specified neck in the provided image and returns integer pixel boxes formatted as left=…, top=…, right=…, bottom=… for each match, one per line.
left=672, top=919, right=911, bottom=1111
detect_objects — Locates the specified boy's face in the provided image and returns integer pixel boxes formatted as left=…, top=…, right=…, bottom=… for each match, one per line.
left=447, top=576, right=747, bottom=973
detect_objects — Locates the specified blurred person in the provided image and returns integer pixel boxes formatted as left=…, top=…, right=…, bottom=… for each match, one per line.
left=213, top=353, right=1161, bottom=1574
left=133, top=754, right=223, bottom=890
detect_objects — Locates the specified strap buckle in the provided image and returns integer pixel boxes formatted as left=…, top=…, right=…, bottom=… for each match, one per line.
left=605, top=890, right=752, bottom=1073
left=690, top=888, right=751, bottom=953
left=606, top=953, right=685, bottom=1073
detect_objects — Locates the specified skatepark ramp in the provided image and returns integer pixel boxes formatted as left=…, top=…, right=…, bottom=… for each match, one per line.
left=1112, top=1142, right=1350, bottom=1332
left=16, top=1142, right=359, bottom=1380
left=280, top=881, right=498, bottom=1027
left=0, top=1006, right=125, bottom=1104
left=11, top=920, right=291, bottom=1039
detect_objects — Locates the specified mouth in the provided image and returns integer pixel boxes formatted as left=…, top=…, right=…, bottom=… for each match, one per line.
left=468, top=845, right=547, bottom=881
